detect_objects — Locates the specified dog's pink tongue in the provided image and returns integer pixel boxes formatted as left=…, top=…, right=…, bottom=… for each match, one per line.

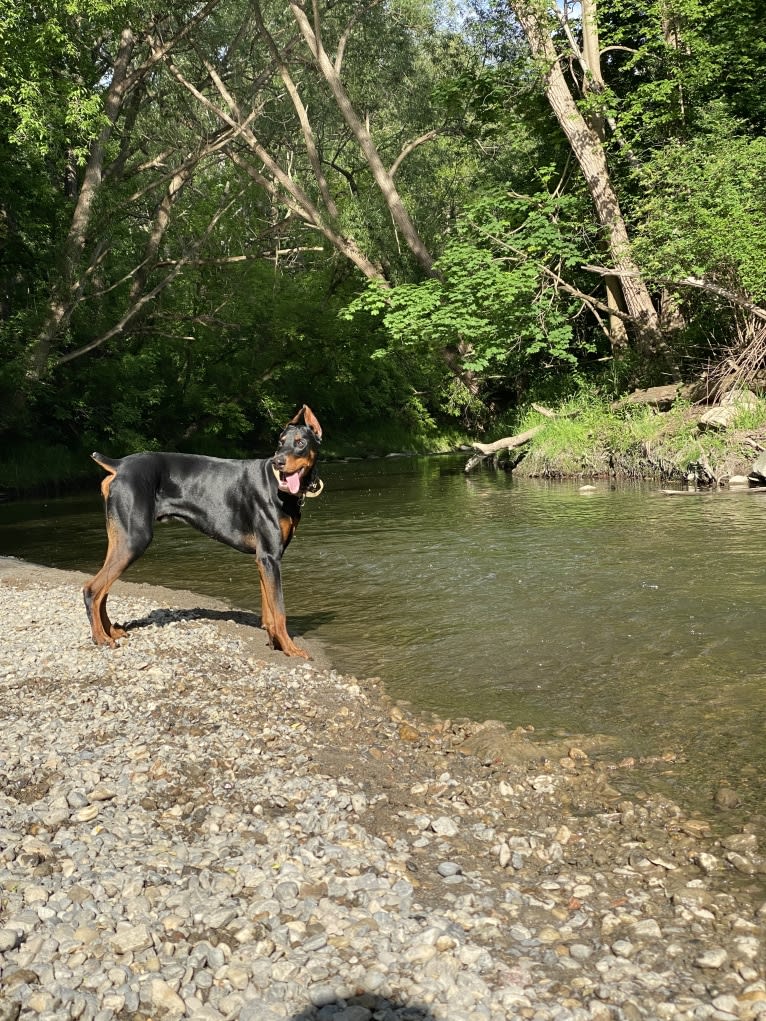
left=286, top=471, right=301, bottom=495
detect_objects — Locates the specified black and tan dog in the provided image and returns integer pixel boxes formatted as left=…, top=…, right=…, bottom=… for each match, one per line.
left=83, top=405, right=323, bottom=658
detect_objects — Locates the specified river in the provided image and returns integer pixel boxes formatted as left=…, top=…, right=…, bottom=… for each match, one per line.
left=2, top=455, right=765, bottom=821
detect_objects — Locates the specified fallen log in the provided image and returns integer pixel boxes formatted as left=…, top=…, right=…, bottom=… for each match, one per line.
left=465, top=425, right=544, bottom=473
left=612, top=383, right=691, bottom=410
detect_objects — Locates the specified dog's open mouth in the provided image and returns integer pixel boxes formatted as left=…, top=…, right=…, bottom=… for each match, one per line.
left=277, top=467, right=305, bottom=495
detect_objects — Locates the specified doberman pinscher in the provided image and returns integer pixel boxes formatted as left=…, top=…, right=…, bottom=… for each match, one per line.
left=83, top=405, right=323, bottom=658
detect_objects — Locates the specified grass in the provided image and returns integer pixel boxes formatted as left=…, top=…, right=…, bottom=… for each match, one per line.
left=504, top=392, right=766, bottom=481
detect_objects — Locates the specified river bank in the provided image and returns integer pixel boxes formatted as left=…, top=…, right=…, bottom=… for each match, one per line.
left=5, top=394, right=766, bottom=501
left=482, top=398, right=766, bottom=485
left=0, top=559, right=765, bottom=1021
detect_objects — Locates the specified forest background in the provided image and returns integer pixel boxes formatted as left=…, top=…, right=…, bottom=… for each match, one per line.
left=1, top=0, right=765, bottom=490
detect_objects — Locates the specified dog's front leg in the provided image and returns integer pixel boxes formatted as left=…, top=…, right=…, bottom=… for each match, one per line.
left=256, top=556, right=310, bottom=659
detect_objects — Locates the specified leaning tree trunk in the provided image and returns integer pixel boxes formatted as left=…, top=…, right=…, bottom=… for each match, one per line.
left=580, top=0, right=628, bottom=351
left=289, top=2, right=437, bottom=279
left=514, top=3, right=671, bottom=362
left=26, top=28, right=136, bottom=381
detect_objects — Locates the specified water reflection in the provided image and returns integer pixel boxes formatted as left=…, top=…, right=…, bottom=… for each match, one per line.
left=2, top=457, right=766, bottom=819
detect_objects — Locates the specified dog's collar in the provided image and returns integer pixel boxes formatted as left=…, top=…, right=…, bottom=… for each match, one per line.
left=271, top=464, right=324, bottom=499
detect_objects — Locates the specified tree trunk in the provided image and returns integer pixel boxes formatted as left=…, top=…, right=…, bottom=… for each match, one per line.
left=289, top=2, right=437, bottom=278
left=26, top=28, right=136, bottom=380
left=581, top=0, right=628, bottom=350
left=513, top=3, right=667, bottom=358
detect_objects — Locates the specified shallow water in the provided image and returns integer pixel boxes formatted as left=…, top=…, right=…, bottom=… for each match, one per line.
left=2, top=456, right=765, bottom=819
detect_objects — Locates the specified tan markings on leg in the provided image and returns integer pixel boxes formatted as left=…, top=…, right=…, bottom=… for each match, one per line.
left=84, top=517, right=132, bottom=647
left=259, top=570, right=275, bottom=635
left=256, top=561, right=309, bottom=659
left=245, top=538, right=277, bottom=637
left=280, top=517, right=296, bottom=546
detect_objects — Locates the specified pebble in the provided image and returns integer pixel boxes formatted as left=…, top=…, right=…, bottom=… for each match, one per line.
left=437, top=861, right=462, bottom=877
left=0, top=566, right=764, bottom=1021
left=696, top=948, right=729, bottom=969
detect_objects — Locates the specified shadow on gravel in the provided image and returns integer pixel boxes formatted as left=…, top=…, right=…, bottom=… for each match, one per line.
left=288, top=999, right=436, bottom=1021
left=121, top=605, right=335, bottom=638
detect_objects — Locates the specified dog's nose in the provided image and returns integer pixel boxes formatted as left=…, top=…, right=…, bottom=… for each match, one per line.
left=274, top=453, right=286, bottom=468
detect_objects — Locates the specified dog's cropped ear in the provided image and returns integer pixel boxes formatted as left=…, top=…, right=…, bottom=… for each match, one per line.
left=289, top=404, right=322, bottom=442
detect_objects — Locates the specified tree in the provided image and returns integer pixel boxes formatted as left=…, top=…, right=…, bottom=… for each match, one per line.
left=2, top=0, right=471, bottom=449
left=24, top=1, right=228, bottom=381
left=509, top=1, right=667, bottom=360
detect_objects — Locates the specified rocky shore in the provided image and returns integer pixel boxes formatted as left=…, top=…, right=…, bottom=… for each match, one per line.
left=0, top=559, right=764, bottom=1021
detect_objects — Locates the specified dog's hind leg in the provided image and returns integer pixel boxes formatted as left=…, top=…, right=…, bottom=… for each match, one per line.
left=84, top=471, right=153, bottom=646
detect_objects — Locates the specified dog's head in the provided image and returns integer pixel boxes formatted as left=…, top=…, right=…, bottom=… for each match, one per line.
left=272, top=405, right=323, bottom=496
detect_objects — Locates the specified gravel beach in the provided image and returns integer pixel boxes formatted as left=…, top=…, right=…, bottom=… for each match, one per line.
left=1, top=558, right=764, bottom=1021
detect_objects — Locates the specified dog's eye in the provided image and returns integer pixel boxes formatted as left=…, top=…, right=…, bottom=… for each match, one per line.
left=295, top=438, right=306, bottom=450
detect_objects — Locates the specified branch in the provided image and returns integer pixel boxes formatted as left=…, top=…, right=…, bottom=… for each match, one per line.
left=55, top=193, right=239, bottom=366
left=464, top=425, right=544, bottom=472
left=389, top=130, right=440, bottom=177
left=290, top=0, right=437, bottom=277
left=600, top=45, right=639, bottom=56
left=334, top=0, right=384, bottom=74
left=467, top=217, right=636, bottom=330
left=157, top=28, right=386, bottom=282
left=156, top=248, right=324, bottom=267
left=125, top=125, right=238, bottom=206
left=540, top=264, right=635, bottom=325
left=582, top=265, right=766, bottom=322
left=126, top=0, right=222, bottom=92
left=673, top=277, right=766, bottom=323
left=252, top=0, right=339, bottom=218
left=228, top=150, right=385, bottom=280
left=552, top=5, right=591, bottom=85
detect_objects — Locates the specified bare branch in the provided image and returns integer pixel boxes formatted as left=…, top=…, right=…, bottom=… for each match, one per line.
left=582, top=265, right=766, bottom=322
left=289, top=1, right=437, bottom=277
left=540, top=263, right=634, bottom=325
left=155, top=248, right=324, bottom=267
left=600, top=45, right=639, bottom=56
left=672, top=277, right=766, bottom=322
left=389, top=130, right=439, bottom=177
left=228, top=151, right=386, bottom=280
left=126, top=0, right=222, bottom=92
left=466, top=216, right=634, bottom=332
left=335, top=0, right=384, bottom=74
left=55, top=193, right=239, bottom=366
left=126, top=125, right=238, bottom=205
left=252, top=0, right=339, bottom=218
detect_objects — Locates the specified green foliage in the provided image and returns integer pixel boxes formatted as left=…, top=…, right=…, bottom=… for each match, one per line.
left=596, top=0, right=766, bottom=146
left=344, top=187, right=598, bottom=421
left=0, top=0, right=133, bottom=160
left=632, top=126, right=766, bottom=301
left=1, top=0, right=765, bottom=474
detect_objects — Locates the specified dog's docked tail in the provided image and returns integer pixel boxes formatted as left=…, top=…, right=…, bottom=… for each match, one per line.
left=91, top=452, right=121, bottom=473
left=91, top=452, right=122, bottom=500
